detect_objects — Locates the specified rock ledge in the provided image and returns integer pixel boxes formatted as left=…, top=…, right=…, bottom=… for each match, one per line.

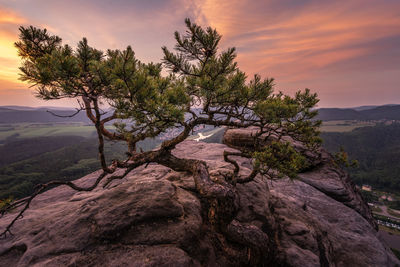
left=0, top=131, right=398, bottom=266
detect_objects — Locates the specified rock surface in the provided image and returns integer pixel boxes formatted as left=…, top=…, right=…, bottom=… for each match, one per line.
left=0, top=130, right=398, bottom=266
left=223, top=128, right=377, bottom=229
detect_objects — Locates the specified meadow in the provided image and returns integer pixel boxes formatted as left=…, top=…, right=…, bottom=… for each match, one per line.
left=0, top=123, right=103, bottom=142
left=320, top=120, right=375, bottom=132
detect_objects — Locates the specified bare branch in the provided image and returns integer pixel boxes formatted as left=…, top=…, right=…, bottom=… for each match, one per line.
left=46, top=108, right=83, bottom=118
left=0, top=171, right=108, bottom=239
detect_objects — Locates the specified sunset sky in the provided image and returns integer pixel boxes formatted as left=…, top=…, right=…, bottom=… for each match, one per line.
left=0, top=0, right=399, bottom=108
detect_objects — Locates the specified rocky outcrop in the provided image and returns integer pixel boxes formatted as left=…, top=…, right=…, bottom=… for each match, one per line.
left=223, top=128, right=377, bottom=229
left=0, top=130, right=398, bottom=266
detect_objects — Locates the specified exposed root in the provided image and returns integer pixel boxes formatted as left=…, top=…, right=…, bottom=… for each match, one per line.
left=0, top=148, right=239, bottom=239
left=223, top=150, right=260, bottom=184
left=223, top=151, right=240, bottom=177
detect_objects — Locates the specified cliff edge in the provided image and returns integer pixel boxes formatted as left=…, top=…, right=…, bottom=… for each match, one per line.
left=0, top=129, right=398, bottom=266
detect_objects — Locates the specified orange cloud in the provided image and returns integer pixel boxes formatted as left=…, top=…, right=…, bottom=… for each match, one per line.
left=0, top=8, right=26, bottom=24
left=0, top=8, right=27, bottom=89
left=0, top=0, right=399, bottom=107
left=191, top=0, right=400, bottom=79
left=187, top=0, right=400, bottom=106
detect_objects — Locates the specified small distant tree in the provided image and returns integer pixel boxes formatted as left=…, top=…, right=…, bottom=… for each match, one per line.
left=333, top=146, right=359, bottom=168
left=1, top=19, right=321, bottom=237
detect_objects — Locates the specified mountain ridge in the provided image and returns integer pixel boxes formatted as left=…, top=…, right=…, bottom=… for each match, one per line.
left=316, top=104, right=400, bottom=121
left=2, top=104, right=400, bottom=123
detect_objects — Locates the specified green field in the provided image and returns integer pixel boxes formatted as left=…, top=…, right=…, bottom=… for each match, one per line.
left=0, top=120, right=375, bottom=141
left=0, top=123, right=117, bottom=141
left=320, top=120, right=375, bottom=132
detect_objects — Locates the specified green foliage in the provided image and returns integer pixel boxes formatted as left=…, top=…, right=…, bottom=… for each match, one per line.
left=59, top=158, right=100, bottom=176
left=160, top=19, right=321, bottom=179
left=15, top=19, right=321, bottom=185
left=360, top=190, right=379, bottom=203
left=16, top=26, right=188, bottom=147
left=322, top=123, right=400, bottom=192
left=0, top=137, right=127, bottom=199
left=333, top=146, right=359, bottom=168
left=0, top=135, right=84, bottom=167
left=253, top=141, right=306, bottom=179
left=0, top=196, right=13, bottom=210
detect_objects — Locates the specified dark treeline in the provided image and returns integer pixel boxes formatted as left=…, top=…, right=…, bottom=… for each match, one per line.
left=0, top=107, right=91, bottom=123
left=317, top=105, right=400, bottom=121
left=322, top=123, right=400, bottom=192
left=0, top=127, right=223, bottom=200
left=0, top=136, right=84, bottom=167
left=0, top=137, right=127, bottom=199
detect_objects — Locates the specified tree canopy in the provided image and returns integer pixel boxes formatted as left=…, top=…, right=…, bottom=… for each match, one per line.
left=1, top=19, right=321, bottom=237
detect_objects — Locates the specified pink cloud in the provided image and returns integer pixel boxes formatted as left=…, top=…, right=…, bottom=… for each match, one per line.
left=0, top=0, right=399, bottom=107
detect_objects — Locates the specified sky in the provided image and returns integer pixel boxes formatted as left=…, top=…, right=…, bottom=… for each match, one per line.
left=0, top=0, right=399, bottom=108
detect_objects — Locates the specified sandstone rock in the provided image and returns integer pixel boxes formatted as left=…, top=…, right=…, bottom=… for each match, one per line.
left=0, top=133, right=398, bottom=266
left=224, top=127, right=377, bottom=229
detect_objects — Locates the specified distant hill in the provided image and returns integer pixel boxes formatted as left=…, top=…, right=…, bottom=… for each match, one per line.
left=351, top=104, right=399, bottom=111
left=316, top=105, right=400, bottom=121
left=3, top=104, right=400, bottom=123
left=0, top=106, right=91, bottom=123
left=0, top=106, right=41, bottom=111
left=317, top=108, right=362, bottom=121
left=1, top=105, right=76, bottom=111
left=351, top=105, right=380, bottom=111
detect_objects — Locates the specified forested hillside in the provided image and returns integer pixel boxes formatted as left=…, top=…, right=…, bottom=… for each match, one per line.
left=0, top=121, right=223, bottom=200
left=322, top=123, right=400, bottom=191
left=0, top=136, right=84, bottom=167
left=0, top=137, right=127, bottom=199
left=1, top=103, right=400, bottom=199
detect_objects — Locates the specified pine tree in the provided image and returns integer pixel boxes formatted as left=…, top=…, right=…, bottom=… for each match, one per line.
left=1, top=19, right=321, bottom=237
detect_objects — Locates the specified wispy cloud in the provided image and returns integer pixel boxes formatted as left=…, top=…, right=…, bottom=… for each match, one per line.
left=0, top=0, right=399, bottom=107
left=194, top=0, right=400, bottom=72
left=0, top=7, right=27, bottom=89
